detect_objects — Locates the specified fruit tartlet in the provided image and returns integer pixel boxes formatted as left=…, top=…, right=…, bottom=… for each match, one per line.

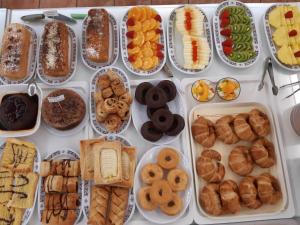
left=191, top=80, right=215, bottom=102
left=216, top=77, right=240, bottom=101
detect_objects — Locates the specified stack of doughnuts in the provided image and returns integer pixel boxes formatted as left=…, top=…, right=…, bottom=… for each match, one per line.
left=138, top=147, right=189, bottom=216
left=135, top=80, right=185, bottom=142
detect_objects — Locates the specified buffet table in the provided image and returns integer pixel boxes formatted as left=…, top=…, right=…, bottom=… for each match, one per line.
left=3, top=2, right=300, bottom=225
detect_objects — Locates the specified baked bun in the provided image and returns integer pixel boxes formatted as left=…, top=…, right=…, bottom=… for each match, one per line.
left=192, top=116, right=216, bottom=148
left=215, top=115, right=239, bottom=145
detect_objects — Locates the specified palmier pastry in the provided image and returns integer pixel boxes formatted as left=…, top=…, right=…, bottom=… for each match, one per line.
left=104, top=114, right=122, bottom=132
left=101, top=87, right=114, bottom=99
left=160, top=193, right=183, bottom=216
left=239, top=176, right=262, bottom=209
left=219, top=180, right=241, bottom=214
left=138, top=186, right=157, bottom=211
left=115, top=100, right=129, bottom=118
left=96, top=74, right=111, bottom=90
left=249, top=109, right=270, bottom=137
left=119, top=92, right=132, bottom=105
left=228, top=146, right=253, bottom=176
left=167, top=168, right=188, bottom=192
left=102, top=98, right=118, bottom=114
left=145, top=87, right=168, bottom=108
left=140, top=163, right=163, bottom=184
left=135, top=82, right=154, bottom=105
left=157, top=147, right=180, bottom=170
left=111, top=78, right=127, bottom=96
left=215, top=115, right=239, bottom=145
left=196, top=149, right=225, bottom=183
left=233, top=113, right=257, bottom=142
left=191, top=116, right=216, bottom=148
left=250, top=138, right=276, bottom=168
left=256, top=173, right=282, bottom=204
left=199, top=183, right=223, bottom=216
left=150, top=180, right=173, bottom=205
left=96, top=103, right=108, bottom=122
left=157, top=80, right=177, bottom=102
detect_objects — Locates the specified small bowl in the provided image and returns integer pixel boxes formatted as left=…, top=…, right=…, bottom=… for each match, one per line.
left=191, top=79, right=215, bottom=102
left=216, top=77, right=241, bottom=101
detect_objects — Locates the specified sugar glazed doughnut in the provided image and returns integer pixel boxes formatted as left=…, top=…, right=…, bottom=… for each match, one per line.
left=239, top=176, right=262, bottom=209
left=219, top=180, right=241, bottom=214
left=199, top=183, right=223, bottom=216
left=192, top=116, right=216, bottom=148
left=160, top=193, right=183, bottom=216
left=157, top=147, right=180, bottom=170
left=196, top=149, right=225, bottom=183
left=250, top=138, right=276, bottom=168
left=138, top=186, right=157, bottom=211
left=215, top=115, right=239, bottom=145
left=249, top=109, right=270, bottom=137
left=140, top=163, right=163, bottom=184
left=150, top=180, right=173, bottom=205
left=256, top=173, right=282, bottom=204
left=233, top=113, right=257, bottom=142
left=167, top=168, right=188, bottom=192
left=228, top=146, right=253, bottom=176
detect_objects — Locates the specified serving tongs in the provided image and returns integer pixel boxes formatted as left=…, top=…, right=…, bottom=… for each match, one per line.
left=258, top=57, right=278, bottom=96
left=280, top=78, right=300, bottom=99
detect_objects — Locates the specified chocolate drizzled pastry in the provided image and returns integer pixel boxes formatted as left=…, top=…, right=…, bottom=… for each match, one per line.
left=0, top=93, right=38, bottom=131
left=42, top=89, right=86, bottom=130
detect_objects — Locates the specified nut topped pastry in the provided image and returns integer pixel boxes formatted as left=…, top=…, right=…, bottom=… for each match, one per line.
left=0, top=23, right=31, bottom=80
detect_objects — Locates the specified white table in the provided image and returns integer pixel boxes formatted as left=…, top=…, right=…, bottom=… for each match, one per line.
left=7, top=3, right=300, bottom=225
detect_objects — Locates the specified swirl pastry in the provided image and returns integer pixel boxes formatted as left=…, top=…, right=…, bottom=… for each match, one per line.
left=249, top=109, right=270, bottom=137
left=233, top=113, right=257, bottom=142
left=215, top=115, right=239, bottom=145
left=96, top=74, right=111, bottom=90
left=250, top=138, right=276, bottom=168
left=256, top=173, right=282, bottom=204
left=119, top=92, right=132, bottom=105
left=96, top=103, right=108, bottom=122
left=196, top=149, right=225, bottom=183
left=239, top=176, right=262, bottom=209
left=116, top=100, right=129, bottom=119
left=191, top=116, right=216, bottom=148
left=102, top=87, right=114, bottom=99
left=228, top=146, right=253, bottom=176
left=111, top=78, right=127, bottom=96
left=104, top=114, right=122, bottom=132
left=102, top=98, right=118, bottom=114
left=199, top=183, right=223, bottom=216
left=219, top=180, right=241, bottom=214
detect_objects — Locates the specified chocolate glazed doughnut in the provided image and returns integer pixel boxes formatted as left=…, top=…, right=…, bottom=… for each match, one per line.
left=157, top=80, right=177, bottom=102
left=147, top=105, right=169, bottom=119
left=141, top=121, right=163, bottom=142
left=151, top=109, right=174, bottom=132
left=145, top=87, right=168, bottom=108
left=165, top=114, right=185, bottom=136
left=135, top=82, right=154, bottom=105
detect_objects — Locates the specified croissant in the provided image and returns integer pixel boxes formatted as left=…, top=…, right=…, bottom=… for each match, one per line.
left=215, top=115, right=239, bottom=144
left=228, top=146, right=253, bottom=176
left=196, top=149, right=225, bottom=183
left=199, top=183, right=223, bottom=216
left=192, top=116, right=216, bottom=148
left=219, top=180, right=241, bottom=214
left=239, top=176, right=262, bottom=209
left=250, top=138, right=276, bottom=168
left=233, top=113, right=257, bottom=142
left=256, top=173, right=281, bottom=204
left=249, top=109, right=270, bottom=137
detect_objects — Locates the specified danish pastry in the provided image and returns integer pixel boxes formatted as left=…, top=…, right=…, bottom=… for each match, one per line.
left=150, top=180, right=173, bottom=205
left=219, top=180, right=241, bottom=214
left=199, top=183, right=223, bottom=216
left=101, top=87, right=114, bottom=99
left=119, top=92, right=132, bottom=105
left=191, top=116, right=216, bottom=148
left=111, top=78, right=127, bottom=96
left=167, top=168, right=188, bottom=192
left=104, top=114, right=122, bottom=132
left=160, top=192, right=183, bottom=216
left=239, top=176, right=261, bottom=209
left=102, top=98, right=118, bottom=114
left=157, top=147, right=180, bottom=170
left=138, top=186, right=157, bottom=211
left=250, top=138, right=276, bottom=168
left=215, top=115, right=239, bottom=145
left=140, top=163, right=163, bottom=184
left=233, top=113, right=257, bottom=142
left=249, top=109, right=270, bottom=137
left=256, top=173, right=282, bottom=204
left=228, top=146, right=253, bottom=176
left=115, top=100, right=129, bottom=118
left=196, top=149, right=225, bottom=183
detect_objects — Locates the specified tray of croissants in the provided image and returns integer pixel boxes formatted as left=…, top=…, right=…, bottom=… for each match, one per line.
left=189, top=101, right=287, bottom=218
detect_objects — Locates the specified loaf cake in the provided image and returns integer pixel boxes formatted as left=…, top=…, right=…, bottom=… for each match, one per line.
left=0, top=23, right=31, bottom=80
left=86, top=8, right=109, bottom=63
left=41, top=21, right=69, bottom=77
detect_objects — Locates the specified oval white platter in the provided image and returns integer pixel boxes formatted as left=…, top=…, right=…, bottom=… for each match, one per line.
left=81, top=13, right=119, bottom=70
left=167, top=5, right=213, bottom=74
left=90, top=66, right=131, bottom=135
left=38, top=148, right=83, bottom=225
left=41, top=87, right=89, bottom=137
left=120, top=7, right=166, bottom=77
left=131, top=79, right=185, bottom=145
left=37, top=23, right=77, bottom=86
left=133, top=145, right=192, bottom=224
left=0, top=24, right=38, bottom=85
left=213, top=0, right=260, bottom=68
left=82, top=134, right=135, bottom=224
left=263, top=4, right=300, bottom=72
left=0, top=140, right=41, bottom=225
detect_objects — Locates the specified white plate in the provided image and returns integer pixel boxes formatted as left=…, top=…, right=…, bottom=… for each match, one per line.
left=263, top=4, right=300, bottom=72
left=133, top=145, right=192, bottom=224
left=0, top=139, right=41, bottom=225
left=167, top=5, right=213, bottom=74
left=0, top=84, right=42, bottom=138
left=38, top=148, right=83, bottom=225
left=81, top=12, right=119, bottom=70
left=90, top=66, right=131, bottom=135
left=189, top=102, right=288, bottom=220
left=131, top=79, right=185, bottom=145
left=0, top=24, right=38, bottom=84
left=37, top=23, right=77, bottom=86
left=82, top=134, right=135, bottom=224
left=41, top=87, right=88, bottom=137
left=120, top=7, right=166, bottom=77
left=213, top=0, right=260, bottom=68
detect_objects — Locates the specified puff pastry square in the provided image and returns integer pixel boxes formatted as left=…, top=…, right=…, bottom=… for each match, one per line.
left=62, top=177, right=78, bottom=193
left=41, top=209, right=77, bottom=225
left=0, top=204, right=24, bottom=225
left=40, top=160, right=80, bottom=177
left=0, top=167, right=13, bottom=204
left=44, top=175, right=64, bottom=193
left=45, top=193, right=79, bottom=210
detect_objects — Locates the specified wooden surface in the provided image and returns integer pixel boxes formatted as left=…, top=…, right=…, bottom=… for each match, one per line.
left=0, top=0, right=295, bottom=9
